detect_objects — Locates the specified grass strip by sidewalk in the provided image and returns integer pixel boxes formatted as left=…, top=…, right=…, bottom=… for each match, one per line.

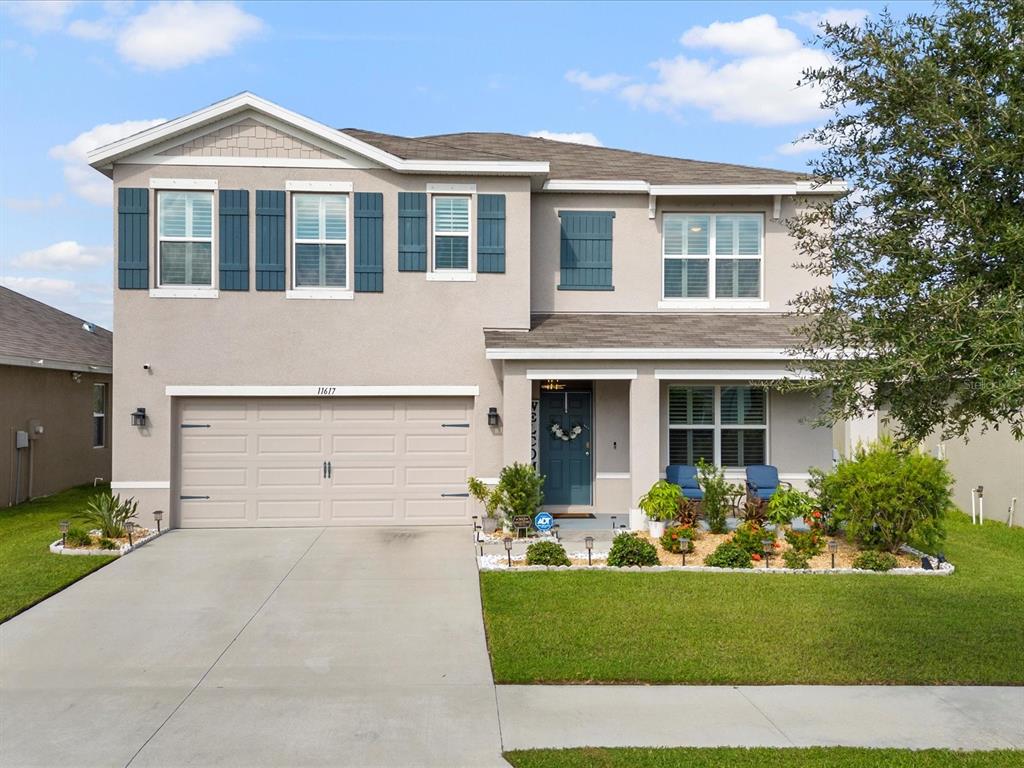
left=0, top=484, right=115, bottom=622
left=503, top=747, right=1024, bottom=768
left=481, top=514, right=1024, bottom=684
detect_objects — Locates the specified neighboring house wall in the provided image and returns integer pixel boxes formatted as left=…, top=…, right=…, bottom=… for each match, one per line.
left=111, top=163, right=531, bottom=519
left=530, top=193, right=824, bottom=313
left=1, top=366, right=111, bottom=506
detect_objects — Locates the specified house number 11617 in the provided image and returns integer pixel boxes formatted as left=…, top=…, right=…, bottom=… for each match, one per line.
left=317, top=386, right=336, bottom=395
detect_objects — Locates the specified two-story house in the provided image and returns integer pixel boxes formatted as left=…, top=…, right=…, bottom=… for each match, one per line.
left=87, top=93, right=844, bottom=529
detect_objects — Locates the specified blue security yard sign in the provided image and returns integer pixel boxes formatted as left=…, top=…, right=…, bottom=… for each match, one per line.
left=534, top=512, right=554, bottom=533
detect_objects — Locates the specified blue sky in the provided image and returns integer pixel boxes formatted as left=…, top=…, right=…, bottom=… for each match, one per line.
left=0, top=0, right=926, bottom=329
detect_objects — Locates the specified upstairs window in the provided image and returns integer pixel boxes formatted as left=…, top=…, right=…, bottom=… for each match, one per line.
left=433, top=196, right=470, bottom=270
left=663, top=213, right=762, bottom=300
left=158, top=191, right=213, bottom=287
left=293, top=193, right=348, bottom=288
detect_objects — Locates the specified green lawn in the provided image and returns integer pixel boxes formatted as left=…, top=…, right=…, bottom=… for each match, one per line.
left=0, top=484, right=116, bottom=622
left=481, top=515, right=1024, bottom=684
left=503, top=748, right=1024, bottom=768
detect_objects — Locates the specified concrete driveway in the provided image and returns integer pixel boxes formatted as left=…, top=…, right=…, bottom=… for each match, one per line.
left=1, top=527, right=506, bottom=768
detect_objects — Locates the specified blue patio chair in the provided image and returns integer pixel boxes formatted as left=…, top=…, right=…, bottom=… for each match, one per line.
left=665, top=464, right=704, bottom=500
left=745, top=464, right=792, bottom=502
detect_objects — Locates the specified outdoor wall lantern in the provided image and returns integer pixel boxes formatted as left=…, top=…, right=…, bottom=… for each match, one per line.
left=761, top=539, right=773, bottom=568
left=487, top=407, right=499, bottom=427
left=610, top=515, right=617, bottom=531
left=828, top=539, right=839, bottom=569
left=503, top=536, right=513, bottom=567
left=679, top=538, right=690, bottom=566
left=131, top=407, right=147, bottom=427
left=584, top=536, right=594, bottom=565
left=153, top=510, right=164, bottom=534
left=125, top=521, right=136, bottom=547
left=59, top=520, right=69, bottom=547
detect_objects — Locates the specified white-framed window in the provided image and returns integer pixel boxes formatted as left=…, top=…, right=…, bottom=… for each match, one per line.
left=157, top=190, right=214, bottom=287
left=432, top=195, right=471, bottom=272
left=92, top=383, right=106, bottom=448
left=662, top=213, right=763, bottom=301
left=292, top=193, right=349, bottom=289
left=668, top=385, right=767, bottom=467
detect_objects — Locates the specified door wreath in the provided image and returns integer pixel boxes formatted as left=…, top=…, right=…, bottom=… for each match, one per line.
left=550, top=422, right=584, bottom=441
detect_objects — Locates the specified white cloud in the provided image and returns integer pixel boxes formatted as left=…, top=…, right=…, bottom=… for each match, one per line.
left=792, top=8, right=870, bottom=30
left=116, top=1, right=263, bottom=70
left=3, top=0, right=77, bottom=32
left=67, top=18, right=115, bottom=40
left=680, top=14, right=801, bottom=56
left=3, top=193, right=64, bottom=211
left=13, top=241, right=112, bottom=270
left=1, top=38, right=37, bottom=59
left=0, top=276, right=78, bottom=298
left=776, top=136, right=826, bottom=156
left=50, top=118, right=165, bottom=205
left=565, top=69, right=631, bottom=93
left=528, top=130, right=603, bottom=147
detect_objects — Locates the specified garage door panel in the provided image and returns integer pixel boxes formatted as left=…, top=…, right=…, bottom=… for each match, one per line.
left=179, top=396, right=472, bottom=528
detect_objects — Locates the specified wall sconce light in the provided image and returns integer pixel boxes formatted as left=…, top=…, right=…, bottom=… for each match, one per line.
left=71, top=372, right=82, bottom=383
left=503, top=536, right=513, bottom=567
left=680, top=538, right=690, bottom=566
left=131, top=407, right=147, bottom=427
left=584, top=536, right=594, bottom=565
left=828, top=539, right=839, bottom=569
left=59, top=520, right=69, bottom=547
left=153, top=510, right=164, bottom=534
left=487, top=407, right=499, bottom=427
left=761, top=539, right=773, bottom=568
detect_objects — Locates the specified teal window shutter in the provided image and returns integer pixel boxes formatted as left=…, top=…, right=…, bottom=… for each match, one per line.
left=477, top=194, right=505, bottom=273
left=117, top=188, right=149, bottom=289
left=218, top=190, right=249, bottom=291
left=558, top=211, right=614, bottom=290
left=354, top=192, right=384, bottom=292
left=255, top=190, right=285, bottom=291
left=397, top=192, right=427, bottom=272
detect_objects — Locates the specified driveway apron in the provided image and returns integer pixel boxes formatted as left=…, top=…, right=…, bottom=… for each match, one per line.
left=0, top=527, right=506, bottom=768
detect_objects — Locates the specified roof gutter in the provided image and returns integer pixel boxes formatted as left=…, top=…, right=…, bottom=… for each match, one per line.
left=0, top=353, right=112, bottom=375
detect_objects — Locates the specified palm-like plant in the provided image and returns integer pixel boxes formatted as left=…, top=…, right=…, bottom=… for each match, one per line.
left=81, top=492, right=138, bottom=538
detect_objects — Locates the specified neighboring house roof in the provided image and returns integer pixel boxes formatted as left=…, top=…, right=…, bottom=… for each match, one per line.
left=484, top=313, right=805, bottom=358
left=344, top=129, right=809, bottom=186
left=0, top=287, right=112, bottom=373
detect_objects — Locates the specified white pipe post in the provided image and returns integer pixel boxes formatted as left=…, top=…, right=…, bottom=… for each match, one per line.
left=1008, top=497, right=1017, bottom=527
left=971, top=487, right=977, bottom=525
left=978, top=485, right=984, bottom=524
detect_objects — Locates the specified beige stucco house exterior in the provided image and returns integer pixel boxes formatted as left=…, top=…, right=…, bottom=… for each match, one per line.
left=87, top=93, right=844, bottom=530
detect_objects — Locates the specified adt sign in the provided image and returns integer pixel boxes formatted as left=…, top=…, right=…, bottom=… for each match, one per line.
left=534, top=512, right=554, bottom=533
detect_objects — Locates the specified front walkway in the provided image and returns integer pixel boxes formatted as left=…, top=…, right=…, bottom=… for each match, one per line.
left=496, top=685, right=1024, bottom=751
left=1, top=527, right=506, bottom=768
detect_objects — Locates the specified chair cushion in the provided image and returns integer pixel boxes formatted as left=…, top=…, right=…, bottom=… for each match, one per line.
left=666, top=464, right=700, bottom=490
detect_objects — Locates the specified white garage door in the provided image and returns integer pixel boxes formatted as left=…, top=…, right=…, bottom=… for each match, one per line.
left=177, top=397, right=474, bottom=527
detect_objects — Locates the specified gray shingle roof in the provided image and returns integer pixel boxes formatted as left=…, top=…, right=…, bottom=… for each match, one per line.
left=0, top=287, right=112, bottom=369
left=484, top=313, right=804, bottom=350
left=344, top=129, right=808, bottom=186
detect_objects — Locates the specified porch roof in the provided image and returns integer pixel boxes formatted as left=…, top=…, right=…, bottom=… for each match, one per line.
left=484, top=313, right=805, bottom=358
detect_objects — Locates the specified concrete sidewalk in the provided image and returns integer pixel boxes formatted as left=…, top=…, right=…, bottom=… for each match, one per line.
left=497, top=685, right=1024, bottom=751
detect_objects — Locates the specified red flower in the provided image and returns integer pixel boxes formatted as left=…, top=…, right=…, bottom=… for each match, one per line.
left=813, top=510, right=822, bottom=518
left=752, top=553, right=762, bottom=561
left=671, top=533, right=678, bottom=539
left=773, top=541, right=781, bottom=548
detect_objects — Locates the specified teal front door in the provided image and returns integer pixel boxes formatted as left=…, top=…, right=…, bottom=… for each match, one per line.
left=539, top=390, right=593, bottom=506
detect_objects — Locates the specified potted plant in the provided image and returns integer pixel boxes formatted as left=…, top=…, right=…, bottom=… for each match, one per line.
left=468, top=463, right=545, bottom=532
left=637, top=480, right=681, bottom=539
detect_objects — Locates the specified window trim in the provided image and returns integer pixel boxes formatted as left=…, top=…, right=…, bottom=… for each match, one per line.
left=91, top=382, right=106, bottom=449
left=430, top=193, right=473, bottom=275
left=289, top=191, right=353, bottom=297
left=660, top=212, right=765, bottom=308
left=156, top=189, right=217, bottom=290
left=666, top=384, right=770, bottom=468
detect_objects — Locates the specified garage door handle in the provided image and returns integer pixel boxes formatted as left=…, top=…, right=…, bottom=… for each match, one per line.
left=323, top=461, right=327, bottom=478
left=441, top=492, right=470, bottom=498
left=327, top=461, right=332, bottom=479
left=181, top=424, right=211, bottom=429
left=180, top=495, right=209, bottom=500
left=441, top=423, right=470, bottom=428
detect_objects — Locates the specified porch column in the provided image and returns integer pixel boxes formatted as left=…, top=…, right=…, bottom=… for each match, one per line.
left=629, top=373, right=661, bottom=529
left=502, top=365, right=532, bottom=466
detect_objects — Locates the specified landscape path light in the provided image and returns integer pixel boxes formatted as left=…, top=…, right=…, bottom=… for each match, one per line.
left=679, top=537, right=690, bottom=566
left=59, top=520, right=69, bottom=548
left=761, top=538, right=773, bottom=568
left=153, top=509, right=164, bottom=534
left=584, top=536, right=594, bottom=565
left=828, top=539, right=839, bottom=569
left=503, top=536, right=513, bottom=567
left=126, top=521, right=136, bottom=547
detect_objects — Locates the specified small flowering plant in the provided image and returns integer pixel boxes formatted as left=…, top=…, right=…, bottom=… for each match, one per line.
left=660, top=524, right=698, bottom=553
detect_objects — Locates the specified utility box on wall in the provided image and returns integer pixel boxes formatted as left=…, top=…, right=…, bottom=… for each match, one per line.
left=15, top=430, right=29, bottom=449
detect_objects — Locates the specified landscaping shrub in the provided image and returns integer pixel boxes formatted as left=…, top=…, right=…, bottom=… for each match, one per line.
left=81, top=493, right=138, bottom=539
left=674, top=497, right=701, bottom=528
left=704, top=541, right=753, bottom=569
left=731, top=521, right=777, bottom=556
left=782, top=549, right=813, bottom=569
left=607, top=533, right=660, bottom=567
left=816, top=439, right=951, bottom=553
left=97, top=537, right=117, bottom=550
left=64, top=526, right=92, bottom=548
left=468, top=463, right=544, bottom=527
left=697, top=460, right=740, bottom=534
left=638, top=480, right=682, bottom=523
left=852, top=550, right=900, bottom=571
left=784, top=527, right=826, bottom=557
left=525, top=540, right=571, bottom=566
left=765, top=487, right=816, bottom=530
left=660, top=524, right=698, bottom=554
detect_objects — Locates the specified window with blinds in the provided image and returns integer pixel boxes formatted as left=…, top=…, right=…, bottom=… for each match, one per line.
left=158, top=191, right=213, bottom=287
left=293, top=193, right=348, bottom=288
left=668, top=385, right=767, bottom=467
left=433, top=196, right=470, bottom=270
left=663, top=213, right=762, bottom=300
